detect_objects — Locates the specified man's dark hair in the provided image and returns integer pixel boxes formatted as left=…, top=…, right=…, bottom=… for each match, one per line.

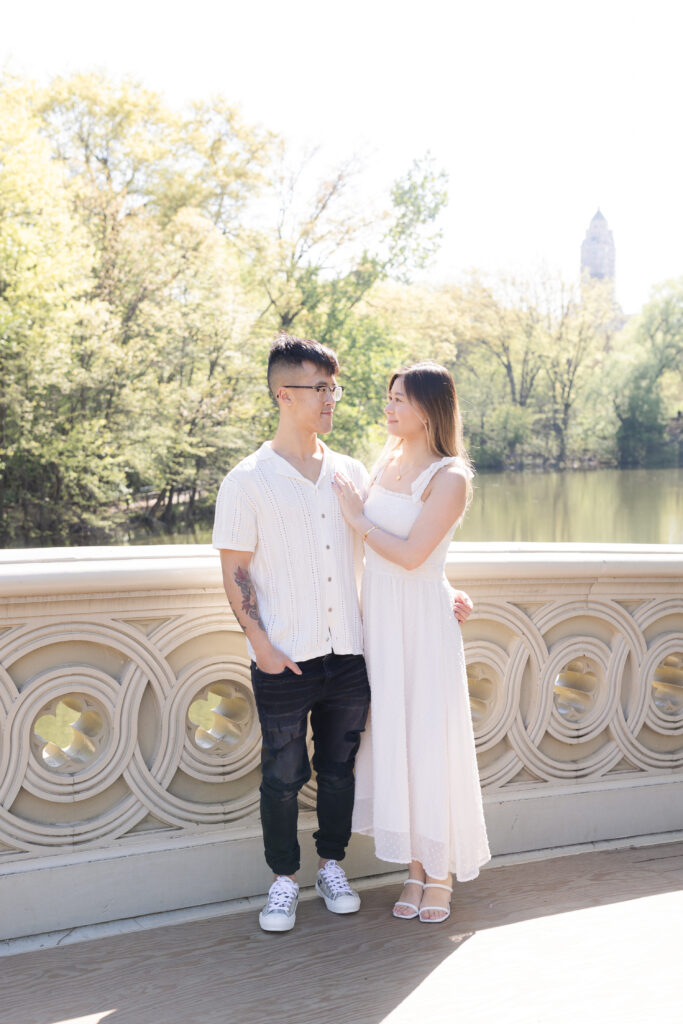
left=267, top=334, right=339, bottom=396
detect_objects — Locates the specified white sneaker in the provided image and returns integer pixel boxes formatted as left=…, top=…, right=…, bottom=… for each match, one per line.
left=315, top=860, right=361, bottom=914
left=259, top=876, right=299, bottom=932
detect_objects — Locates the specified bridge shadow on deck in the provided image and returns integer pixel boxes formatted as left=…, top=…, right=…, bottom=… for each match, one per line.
left=3, top=841, right=683, bottom=1024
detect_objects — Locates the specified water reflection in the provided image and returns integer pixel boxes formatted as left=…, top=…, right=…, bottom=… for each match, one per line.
left=128, top=467, right=682, bottom=546
left=458, top=468, right=682, bottom=544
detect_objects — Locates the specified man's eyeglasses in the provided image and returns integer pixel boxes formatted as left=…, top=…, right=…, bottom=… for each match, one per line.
left=282, top=384, right=345, bottom=401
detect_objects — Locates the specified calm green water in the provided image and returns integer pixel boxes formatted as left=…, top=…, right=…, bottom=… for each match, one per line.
left=458, top=467, right=682, bottom=544
left=131, top=467, right=682, bottom=546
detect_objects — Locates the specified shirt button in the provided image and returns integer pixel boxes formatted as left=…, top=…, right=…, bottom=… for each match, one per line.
left=328, top=607, right=332, bottom=612
left=328, top=577, right=332, bottom=582
left=326, top=545, right=330, bottom=550
left=321, top=513, right=326, bottom=518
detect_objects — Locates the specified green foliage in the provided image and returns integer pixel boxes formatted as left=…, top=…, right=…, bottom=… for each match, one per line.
left=0, top=72, right=450, bottom=545
left=440, top=273, right=626, bottom=467
left=320, top=315, right=408, bottom=466
left=0, top=73, right=272, bottom=543
left=384, top=154, right=448, bottom=282
left=2, top=71, right=681, bottom=547
left=612, top=279, right=683, bottom=467
left=615, top=371, right=666, bottom=466
left=637, top=280, right=683, bottom=378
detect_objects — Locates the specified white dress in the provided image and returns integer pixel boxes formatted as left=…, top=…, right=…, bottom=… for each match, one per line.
left=352, top=456, right=490, bottom=882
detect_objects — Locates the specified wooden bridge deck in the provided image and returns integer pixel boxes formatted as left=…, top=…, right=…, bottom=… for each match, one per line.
left=3, top=841, right=683, bottom=1024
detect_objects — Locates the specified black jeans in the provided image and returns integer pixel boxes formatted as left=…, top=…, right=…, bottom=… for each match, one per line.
left=250, top=652, right=370, bottom=876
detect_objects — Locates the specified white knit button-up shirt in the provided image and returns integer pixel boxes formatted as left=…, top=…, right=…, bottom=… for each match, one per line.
left=212, top=441, right=369, bottom=663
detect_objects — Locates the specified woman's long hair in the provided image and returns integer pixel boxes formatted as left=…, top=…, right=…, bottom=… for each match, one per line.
left=375, top=361, right=473, bottom=510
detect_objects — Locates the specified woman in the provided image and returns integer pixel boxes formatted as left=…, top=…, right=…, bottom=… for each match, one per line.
left=332, top=361, right=490, bottom=923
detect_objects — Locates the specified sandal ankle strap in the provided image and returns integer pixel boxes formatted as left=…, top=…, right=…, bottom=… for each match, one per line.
left=423, top=882, right=452, bottom=892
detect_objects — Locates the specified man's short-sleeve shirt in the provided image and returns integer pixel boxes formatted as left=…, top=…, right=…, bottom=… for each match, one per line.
left=212, top=441, right=369, bottom=663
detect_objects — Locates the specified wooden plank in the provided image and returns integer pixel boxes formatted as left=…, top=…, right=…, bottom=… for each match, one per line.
left=3, top=843, right=683, bottom=1024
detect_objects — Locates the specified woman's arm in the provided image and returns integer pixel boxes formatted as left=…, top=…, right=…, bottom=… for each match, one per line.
left=332, top=466, right=467, bottom=572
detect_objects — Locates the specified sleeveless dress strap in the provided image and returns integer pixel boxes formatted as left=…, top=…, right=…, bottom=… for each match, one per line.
left=410, top=456, right=473, bottom=503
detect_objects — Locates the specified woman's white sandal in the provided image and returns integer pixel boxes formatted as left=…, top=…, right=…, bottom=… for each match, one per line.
left=418, top=882, right=452, bottom=923
left=392, top=878, right=425, bottom=919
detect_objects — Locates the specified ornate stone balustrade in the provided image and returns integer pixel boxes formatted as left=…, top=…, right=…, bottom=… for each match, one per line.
left=1, top=543, right=682, bottom=941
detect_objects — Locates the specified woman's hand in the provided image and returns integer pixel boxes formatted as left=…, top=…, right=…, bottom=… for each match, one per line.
left=332, top=472, right=367, bottom=531
left=452, top=589, right=473, bottom=623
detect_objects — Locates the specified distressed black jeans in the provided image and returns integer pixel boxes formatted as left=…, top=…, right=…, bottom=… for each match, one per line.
left=250, top=652, right=370, bottom=876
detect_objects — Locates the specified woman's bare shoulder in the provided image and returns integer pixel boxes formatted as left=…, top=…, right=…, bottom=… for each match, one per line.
left=422, top=461, right=468, bottom=503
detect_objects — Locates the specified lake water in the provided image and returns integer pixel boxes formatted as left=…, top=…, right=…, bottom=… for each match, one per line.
left=458, top=467, right=682, bottom=545
left=130, top=467, right=682, bottom=546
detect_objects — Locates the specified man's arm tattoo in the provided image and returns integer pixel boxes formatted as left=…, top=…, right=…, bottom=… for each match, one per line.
left=232, top=566, right=266, bottom=632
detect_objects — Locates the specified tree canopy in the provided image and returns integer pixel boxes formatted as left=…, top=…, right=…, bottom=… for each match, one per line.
left=0, top=72, right=681, bottom=546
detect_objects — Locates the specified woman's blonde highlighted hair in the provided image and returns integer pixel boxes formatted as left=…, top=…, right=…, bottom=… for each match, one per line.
left=383, top=360, right=473, bottom=507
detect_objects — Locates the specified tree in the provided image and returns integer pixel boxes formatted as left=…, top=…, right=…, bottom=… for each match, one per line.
left=435, top=275, right=546, bottom=465
left=0, top=77, right=97, bottom=541
left=613, top=279, right=683, bottom=466
left=38, top=73, right=274, bottom=234
left=614, top=370, right=666, bottom=466
left=637, top=279, right=683, bottom=378
left=537, top=275, right=618, bottom=463
left=443, top=275, right=544, bottom=409
left=240, top=150, right=448, bottom=464
left=252, top=150, right=448, bottom=339
left=0, top=73, right=273, bottom=543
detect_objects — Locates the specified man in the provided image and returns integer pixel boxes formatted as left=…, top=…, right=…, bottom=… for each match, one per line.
left=213, top=334, right=471, bottom=932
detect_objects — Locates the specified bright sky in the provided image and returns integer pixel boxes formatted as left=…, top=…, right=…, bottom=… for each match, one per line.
left=4, top=0, right=682, bottom=313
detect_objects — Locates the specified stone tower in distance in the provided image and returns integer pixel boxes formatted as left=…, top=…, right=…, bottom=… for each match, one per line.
left=581, top=209, right=615, bottom=282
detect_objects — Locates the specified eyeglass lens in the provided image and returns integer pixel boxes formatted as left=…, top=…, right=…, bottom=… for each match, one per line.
left=317, top=385, right=343, bottom=400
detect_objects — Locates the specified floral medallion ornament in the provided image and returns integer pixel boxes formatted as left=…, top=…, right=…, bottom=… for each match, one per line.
left=188, top=681, right=253, bottom=754
left=651, top=653, right=683, bottom=718
left=32, top=694, right=108, bottom=773
left=553, top=658, right=600, bottom=725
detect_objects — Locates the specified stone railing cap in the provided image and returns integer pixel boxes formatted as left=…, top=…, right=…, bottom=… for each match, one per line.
left=1, top=543, right=681, bottom=598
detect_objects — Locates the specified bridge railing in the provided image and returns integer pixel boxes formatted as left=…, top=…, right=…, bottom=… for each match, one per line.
left=1, top=543, right=681, bottom=941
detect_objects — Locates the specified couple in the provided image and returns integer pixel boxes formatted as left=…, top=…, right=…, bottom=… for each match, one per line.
left=213, top=334, right=490, bottom=932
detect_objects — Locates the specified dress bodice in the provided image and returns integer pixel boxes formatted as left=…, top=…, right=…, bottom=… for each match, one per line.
left=362, top=456, right=471, bottom=581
